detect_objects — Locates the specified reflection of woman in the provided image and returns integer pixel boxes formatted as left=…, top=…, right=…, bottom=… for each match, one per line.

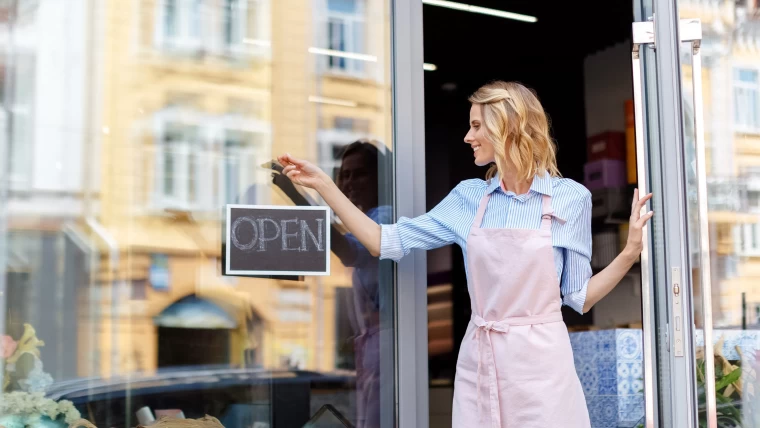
left=278, top=81, right=654, bottom=427
left=273, top=140, right=388, bottom=428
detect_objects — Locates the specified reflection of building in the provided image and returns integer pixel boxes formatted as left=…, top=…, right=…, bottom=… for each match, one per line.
left=3, top=0, right=95, bottom=382
left=681, top=0, right=760, bottom=327
left=73, top=0, right=392, bottom=378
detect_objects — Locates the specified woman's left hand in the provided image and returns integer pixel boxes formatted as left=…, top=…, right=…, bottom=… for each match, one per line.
left=624, top=188, right=654, bottom=258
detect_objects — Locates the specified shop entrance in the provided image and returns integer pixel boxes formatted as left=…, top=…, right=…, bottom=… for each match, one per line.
left=421, top=0, right=753, bottom=426
left=422, top=1, right=643, bottom=426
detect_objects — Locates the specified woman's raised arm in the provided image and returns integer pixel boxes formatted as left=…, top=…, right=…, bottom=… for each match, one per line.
left=278, top=153, right=382, bottom=257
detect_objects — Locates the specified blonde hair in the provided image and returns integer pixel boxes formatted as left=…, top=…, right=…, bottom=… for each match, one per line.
left=468, top=81, right=560, bottom=182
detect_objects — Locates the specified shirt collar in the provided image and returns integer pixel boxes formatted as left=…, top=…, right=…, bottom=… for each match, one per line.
left=486, top=172, right=553, bottom=197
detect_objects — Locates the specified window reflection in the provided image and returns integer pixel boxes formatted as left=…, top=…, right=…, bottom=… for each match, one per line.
left=0, top=0, right=393, bottom=427
left=680, top=1, right=760, bottom=425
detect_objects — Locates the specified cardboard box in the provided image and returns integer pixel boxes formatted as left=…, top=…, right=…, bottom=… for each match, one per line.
left=584, top=160, right=627, bottom=191
left=587, top=131, right=626, bottom=162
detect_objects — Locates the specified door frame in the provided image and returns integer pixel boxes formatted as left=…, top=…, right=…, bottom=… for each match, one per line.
left=392, top=0, right=717, bottom=426
left=633, top=0, right=715, bottom=426
left=391, top=1, right=429, bottom=428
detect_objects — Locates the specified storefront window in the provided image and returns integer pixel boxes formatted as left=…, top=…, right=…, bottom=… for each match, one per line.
left=679, top=1, right=760, bottom=425
left=0, top=0, right=395, bottom=427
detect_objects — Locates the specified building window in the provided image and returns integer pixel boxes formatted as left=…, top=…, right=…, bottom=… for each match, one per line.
left=155, top=0, right=263, bottom=58
left=152, top=109, right=267, bottom=211
left=734, top=68, right=760, bottom=130
left=740, top=222, right=760, bottom=255
left=326, top=0, right=365, bottom=74
left=157, top=0, right=203, bottom=53
left=221, top=130, right=260, bottom=205
left=224, top=0, right=246, bottom=47
left=156, top=122, right=201, bottom=209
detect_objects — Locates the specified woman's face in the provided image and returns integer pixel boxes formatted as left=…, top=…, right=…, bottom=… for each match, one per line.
left=464, top=104, right=496, bottom=166
left=338, top=151, right=378, bottom=213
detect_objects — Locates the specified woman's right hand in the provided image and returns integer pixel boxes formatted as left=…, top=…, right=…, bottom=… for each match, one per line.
left=277, top=153, right=331, bottom=191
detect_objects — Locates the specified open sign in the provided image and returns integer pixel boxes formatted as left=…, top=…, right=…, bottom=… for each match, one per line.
left=224, top=205, right=331, bottom=276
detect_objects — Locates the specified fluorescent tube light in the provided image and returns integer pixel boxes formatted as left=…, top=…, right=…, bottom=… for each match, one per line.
left=424, top=63, right=437, bottom=71
left=422, top=0, right=537, bottom=23
left=308, top=96, right=358, bottom=108
left=308, top=47, right=378, bottom=62
left=243, top=38, right=272, bottom=47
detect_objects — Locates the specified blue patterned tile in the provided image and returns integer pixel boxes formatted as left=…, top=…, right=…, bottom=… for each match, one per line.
left=630, top=362, right=643, bottom=379
left=569, top=329, right=648, bottom=427
left=616, top=329, right=643, bottom=361
left=617, top=361, right=631, bottom=378
left=618, top=395, right=645, bottom=423
left=694, top=330, right=760, bottom=360
left=598, top=381, right=617, bottom=396
left=579, top=362, right=599, bottom=396
left=596, top=359, right=616, bottom=378
left=587, top=396, right=617, bottom=428
left=571, top=331, right=597, bottom=358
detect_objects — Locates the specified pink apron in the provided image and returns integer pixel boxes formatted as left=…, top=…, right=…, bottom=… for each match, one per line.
left=451, top=191, right=591, bottom=428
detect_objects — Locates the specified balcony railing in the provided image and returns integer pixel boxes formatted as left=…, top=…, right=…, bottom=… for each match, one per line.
left=705, top=176, right=749, bottom=212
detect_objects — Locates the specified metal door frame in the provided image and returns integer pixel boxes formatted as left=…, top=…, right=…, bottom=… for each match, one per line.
left=391, top=1, right=429, bottom=427
left=392, top=0, right=719, bottom=426
left=633, top=0, right=717, bottom=426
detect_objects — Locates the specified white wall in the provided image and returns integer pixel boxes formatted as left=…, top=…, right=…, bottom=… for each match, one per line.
left=584, top=40, right=643, bottom=328
left=584, top=41, right=632, bottom=135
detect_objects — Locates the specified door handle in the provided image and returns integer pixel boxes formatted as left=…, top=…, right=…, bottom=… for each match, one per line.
left=682, top=18, right=718, bottom=428
left=631, top=22, right=656, bottom=428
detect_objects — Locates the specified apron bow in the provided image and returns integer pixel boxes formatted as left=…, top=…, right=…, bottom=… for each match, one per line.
left=471, top=312, right=564, bottom=428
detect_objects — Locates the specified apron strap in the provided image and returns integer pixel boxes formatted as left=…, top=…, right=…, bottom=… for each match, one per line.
left=472, top=193, right=492, bottom=229
left=541, top=194, right=566, bottom=230
left=540, top=195, right=553, bottom=231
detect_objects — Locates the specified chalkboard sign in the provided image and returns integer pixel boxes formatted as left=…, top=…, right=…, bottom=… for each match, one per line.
left=224, top=204, right=331, bottom=276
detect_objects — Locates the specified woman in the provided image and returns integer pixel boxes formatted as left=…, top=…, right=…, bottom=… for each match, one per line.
left=273, top=140, right=391, bottom=428
left=278, top=81, right=653, bottom=427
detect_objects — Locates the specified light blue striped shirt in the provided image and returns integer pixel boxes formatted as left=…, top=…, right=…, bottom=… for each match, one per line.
left=380, top=173, right=593, bottom=314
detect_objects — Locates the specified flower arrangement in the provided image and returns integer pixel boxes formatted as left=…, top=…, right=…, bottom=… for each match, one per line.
left=0, top=392, right=81, bottom=427
left=0, top=324, right=81, bottom=427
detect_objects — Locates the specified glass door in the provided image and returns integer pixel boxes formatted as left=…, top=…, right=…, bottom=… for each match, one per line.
left=676, top=1, right=760, bottom=427
left=631, top=1, right=717, bottom=427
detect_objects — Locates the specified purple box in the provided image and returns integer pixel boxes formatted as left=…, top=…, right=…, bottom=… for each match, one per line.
left=584, top=160, right=626, bottom=191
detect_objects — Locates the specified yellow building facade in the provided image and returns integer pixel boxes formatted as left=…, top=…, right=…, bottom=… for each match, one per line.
left=80, top=0, right=393, bottom=379
left=681, top=0, right=760, bottom=328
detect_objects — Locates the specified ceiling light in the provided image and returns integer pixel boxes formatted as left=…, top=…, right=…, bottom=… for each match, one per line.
left=244, top=38, right=272, bottom=47
left=308, top=96, right=358, bottom=108
left=424, top=63, right=437, bottom=71
left=308, top=47, right=378, bottom=62
left=422, top=0, right=537, bottom=23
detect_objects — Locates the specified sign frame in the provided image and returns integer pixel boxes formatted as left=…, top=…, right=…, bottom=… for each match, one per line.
left=224, top=204, right=331, bottom=277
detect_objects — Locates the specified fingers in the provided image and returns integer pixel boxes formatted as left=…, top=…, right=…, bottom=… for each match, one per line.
left=631, top=189, right=653, bottom=221
left=280, top=153, right=305, bottom=167
left=636, top=210, right=654, bottom=228
left=637, top=192, right=653, bottom=208
left=631, top=188, right=639, bottom=212
left=285, top=169, right=301, bottom=183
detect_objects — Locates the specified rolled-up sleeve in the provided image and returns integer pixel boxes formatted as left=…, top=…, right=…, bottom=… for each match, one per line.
left=560, top=191, right=593, bottom=314
left=379, top=186, right=462, bottom=262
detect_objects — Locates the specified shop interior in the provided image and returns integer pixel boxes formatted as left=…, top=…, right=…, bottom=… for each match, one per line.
left=422, top=0, right=644, bottom=422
